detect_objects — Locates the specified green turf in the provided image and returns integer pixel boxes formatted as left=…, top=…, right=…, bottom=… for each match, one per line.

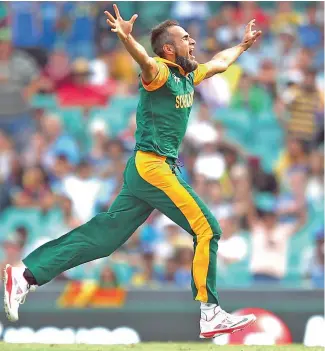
left=0, top=343, right=323, bottom=351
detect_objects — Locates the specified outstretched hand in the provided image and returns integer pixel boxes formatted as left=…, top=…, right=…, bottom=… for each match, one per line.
left=241, top=19, right=262, bottom=51
left=104, top=4, right=138, bottom=40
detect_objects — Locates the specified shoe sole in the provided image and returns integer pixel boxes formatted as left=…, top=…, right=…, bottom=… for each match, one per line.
left=3, top=264, right=17, bottom=322
left=199, top=315, right=257, bottom=339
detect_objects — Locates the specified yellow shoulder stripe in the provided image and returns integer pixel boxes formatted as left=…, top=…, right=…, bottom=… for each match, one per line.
left=193, top=64, right=208, bottom=86
left=142, top=61, right=169, bottom=92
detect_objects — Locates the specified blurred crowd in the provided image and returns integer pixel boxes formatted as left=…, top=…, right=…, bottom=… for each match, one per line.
left=0, top=1, right=324, bottom=289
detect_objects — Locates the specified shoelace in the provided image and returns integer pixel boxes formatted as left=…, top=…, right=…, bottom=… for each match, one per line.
left=15, top=285, right=31, bottom=305
left=219, top=309, right=241, bottom=323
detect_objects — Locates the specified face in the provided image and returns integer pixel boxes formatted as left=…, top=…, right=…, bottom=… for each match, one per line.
left=78, top=164, right=92, bottom=179
left=303, top=72, right=316, bottom=91
left=287, top=137, right=304, bottom=156
left=289, top=171, right=307, bottom=194
left=310, top=150, right=324, bottom=174
left=165, top=26, right=198, bottom=73
left=42, top=116, right=62, bottom=139
left=23, top=167, right=45, bottom=188
left=262, top=213, right=277, bottom=228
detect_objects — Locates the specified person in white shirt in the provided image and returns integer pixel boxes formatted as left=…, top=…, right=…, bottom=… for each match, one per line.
left=248, top=197, right=305, bottom=283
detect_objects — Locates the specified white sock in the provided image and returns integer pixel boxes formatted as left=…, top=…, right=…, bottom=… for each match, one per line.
left=200, top=303, right=220, bottom=321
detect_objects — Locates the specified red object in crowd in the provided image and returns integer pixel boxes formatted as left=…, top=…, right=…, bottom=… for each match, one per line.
left=234, top=3, right=270, bottom=29
left=57, top=80, right=116, bottom=107
left=228, top=307, right=293, bottom=345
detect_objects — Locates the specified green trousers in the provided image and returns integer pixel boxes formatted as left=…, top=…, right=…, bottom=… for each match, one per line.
left=23, top=151, right=222, bottom=304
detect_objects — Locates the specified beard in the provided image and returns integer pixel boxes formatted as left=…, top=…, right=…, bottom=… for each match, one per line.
left=175, top=53, right=198, bottom=73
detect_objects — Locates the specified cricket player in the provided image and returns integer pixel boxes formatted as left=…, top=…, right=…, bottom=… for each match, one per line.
left=4, top=5, right=261, bottom=339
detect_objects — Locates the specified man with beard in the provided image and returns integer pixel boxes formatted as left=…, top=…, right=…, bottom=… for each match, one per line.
left=4, top=4, right=261, bottom=339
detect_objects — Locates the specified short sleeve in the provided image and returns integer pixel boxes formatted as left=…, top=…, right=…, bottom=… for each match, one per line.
left=193, top=64, right=208, bottom=86
left=142, top=62, right=169, bottom=91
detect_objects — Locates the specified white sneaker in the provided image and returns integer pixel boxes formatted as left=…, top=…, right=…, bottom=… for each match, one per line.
left=200, top=306, right=256, bottom=339
left=3, top=264, right=31, bottom=322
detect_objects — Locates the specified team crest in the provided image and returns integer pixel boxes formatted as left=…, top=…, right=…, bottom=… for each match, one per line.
left=172, top=74, right=180, bottom=84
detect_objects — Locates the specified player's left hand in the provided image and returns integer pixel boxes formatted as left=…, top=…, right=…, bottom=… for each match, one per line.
left=241, top=19, right=262, bottom=51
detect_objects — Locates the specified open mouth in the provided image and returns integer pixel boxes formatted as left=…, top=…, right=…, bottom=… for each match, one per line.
left=189, top=48, right=195, bottom=59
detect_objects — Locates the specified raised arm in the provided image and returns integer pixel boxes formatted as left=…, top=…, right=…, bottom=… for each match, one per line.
left=204, top=20, right=262, bottom=79
left=104, top=4, right=158, bottom=84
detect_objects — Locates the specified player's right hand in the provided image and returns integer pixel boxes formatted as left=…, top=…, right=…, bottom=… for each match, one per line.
left=104, top=4, right=138, bottom=40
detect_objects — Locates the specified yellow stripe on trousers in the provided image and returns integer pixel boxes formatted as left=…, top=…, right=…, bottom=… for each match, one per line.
left=135, top=151, right=213, bottom=302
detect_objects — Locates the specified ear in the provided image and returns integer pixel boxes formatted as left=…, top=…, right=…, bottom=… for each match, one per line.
left=162, top=43, right=175, bottom=56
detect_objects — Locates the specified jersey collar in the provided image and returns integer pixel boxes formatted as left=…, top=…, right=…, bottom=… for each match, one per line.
left=154, top=57, right=188, bottom=76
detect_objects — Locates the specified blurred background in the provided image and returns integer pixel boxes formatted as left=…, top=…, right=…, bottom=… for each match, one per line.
left=0, top=1, right=324, bottom=345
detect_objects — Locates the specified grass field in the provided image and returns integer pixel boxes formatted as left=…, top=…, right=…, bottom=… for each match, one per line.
left=0, top=343, right=323, bottom=351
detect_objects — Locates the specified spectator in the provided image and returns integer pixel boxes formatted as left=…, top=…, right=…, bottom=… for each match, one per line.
left=273, top=26, right=299, bottom=85
left=186, top=103, right=219, bottom=148
left=249, top=195, right=305, bottom=283
left=249, top=156, right=278, bottom=195
left=158, top=257, right=177, bottom=284
left=40, top=113, right=80, bottom=169
left=274, top=137, right=309, bottom=183
left=88, top=118, right=111, bottom=170
left=306, top=149, right=324, bottom=206
left=214, top=4, right=242, bottom=48
left=0, top=235, right=24, bottom=283
left=174, top=246, right=193, bottom=288
left=194, top=141, right=226, bottom=181
left=40, top=50, right=71, bottom=93
left=171, top=1, right=208, bottom=33
left=11, top=166, right=55, bottom=211
left=62, top=160, right=102, bottom=222
left=230, top=164, right=252, bottom=229
left=196, top=65, right=232, bottom=108
left=237, top=38, right=270, bottom=77
left=298, top=5, right=323, bottom=50
left=119, top=112, right=137, bottom=153
left=271, top=1, right=302, bottom=34
left=0, top=29, right=44, bottom=149
left=100, top=265, right=119, bottom=288
left=230, top=73, right=272, bottom=114
left=154, top=215, right=191, bottom=265
left=302, top=227, right=324, bottom=289
left=46, top=196, right=82, bottom=239
left=57, top=58, right=116, bottom=107
left=234, top=2, right=270, bottom=30
left=48, top=154, right=73, bottom=193
left=109, top=43, right=137, bottom=84
left=216, top=205, right=248, bottom=274
left=0, top=130, right=15, bottom=183
left=207, top=180, right=229, bottom=214
left=256, top=59, right=277, bottom=97
left=284, top=68, right=323, bottom=143
left=276, top=169, right=308, bottom=226
left=23, top=131, right=48, bottom=168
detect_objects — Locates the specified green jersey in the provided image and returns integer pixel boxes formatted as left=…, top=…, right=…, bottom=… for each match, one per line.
left=134, top=57, right=208, bottom=159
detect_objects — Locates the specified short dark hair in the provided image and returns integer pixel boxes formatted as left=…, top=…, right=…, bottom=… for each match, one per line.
left=150, top=20, right=179, bottom=57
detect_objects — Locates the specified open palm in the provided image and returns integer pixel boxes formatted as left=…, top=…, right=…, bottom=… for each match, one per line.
left=241, top=19, right=262, bottom=50
left=104, top=4, right=138, bottom=40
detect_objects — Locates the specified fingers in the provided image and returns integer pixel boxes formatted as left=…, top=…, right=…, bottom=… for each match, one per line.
left=106, top=19, right=116, bottom=27
left=104, top=10, right=115, bottom=22
left=254, top=30, right=262, bottom=39
left=130, top=14, right=138, bottom=24
left=113, top=4, right=121, bottom=18
left=249, top=19, right=256, bottom=33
